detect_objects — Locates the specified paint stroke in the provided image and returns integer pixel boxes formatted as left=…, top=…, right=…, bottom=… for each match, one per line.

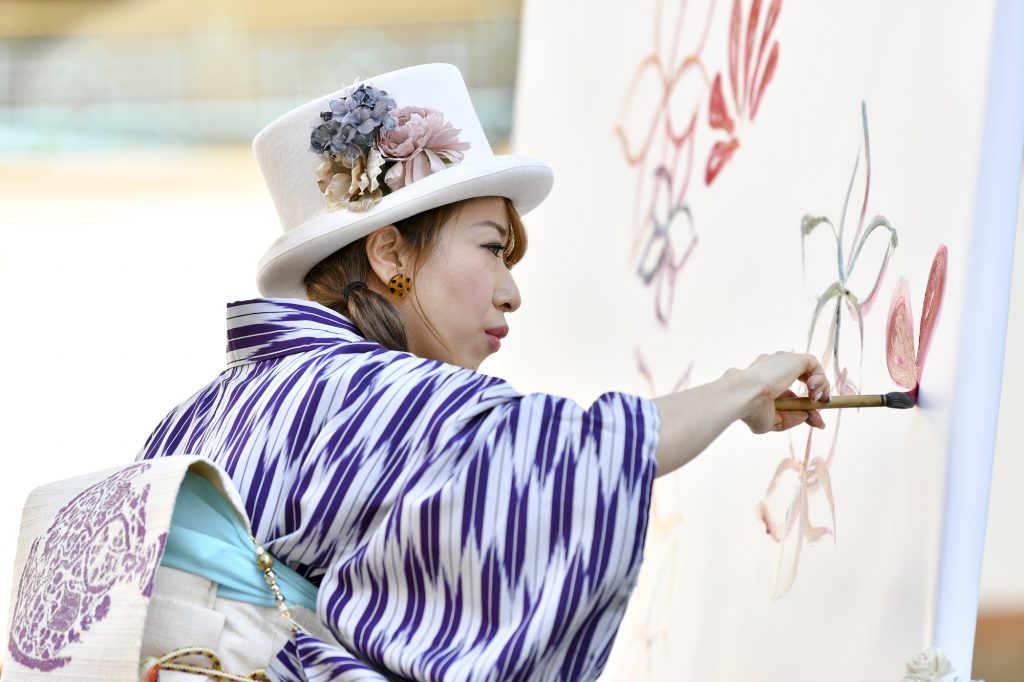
left=886, top=244, right=949, bottom=396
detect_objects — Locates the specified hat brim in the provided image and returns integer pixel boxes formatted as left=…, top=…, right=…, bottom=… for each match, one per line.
left=256, top=154, right=553, bottom=299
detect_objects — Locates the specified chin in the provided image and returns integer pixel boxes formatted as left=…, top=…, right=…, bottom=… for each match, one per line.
left=463, top=352, right=486, bottom=372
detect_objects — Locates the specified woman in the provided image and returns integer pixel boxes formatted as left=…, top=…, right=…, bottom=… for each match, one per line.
left=133, top=63, right=827, bottom=680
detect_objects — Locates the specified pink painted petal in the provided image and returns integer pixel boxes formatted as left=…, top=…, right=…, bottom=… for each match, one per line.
left=762, top=0, right=783, bottom=48
left=728, top=0, right=742, bottom=113
left=708, top=73, right=735, bottom=134
left=916, top=245, right=948, bottom=380
left=749, top=0, right=782, bottom=113
left=742, top=0, right=762, bottom=115
left=886, top=277, right=919, bottom=389
left=750, top=40, right=778, bottom=120
left=705, top=137, right=739, bottom=185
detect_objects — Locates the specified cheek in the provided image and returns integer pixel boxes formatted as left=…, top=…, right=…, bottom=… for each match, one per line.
left=433, top=252, right=494, bottom=313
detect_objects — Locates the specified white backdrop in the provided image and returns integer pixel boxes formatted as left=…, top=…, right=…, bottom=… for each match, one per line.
left=504, top=0, right=1023, bottom=679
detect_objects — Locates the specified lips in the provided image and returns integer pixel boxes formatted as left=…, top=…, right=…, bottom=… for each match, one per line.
left=485, top=325, right=508, bottom=351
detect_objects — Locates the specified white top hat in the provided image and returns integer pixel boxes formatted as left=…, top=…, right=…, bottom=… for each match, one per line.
left=253, top=63, right=554, bottom=299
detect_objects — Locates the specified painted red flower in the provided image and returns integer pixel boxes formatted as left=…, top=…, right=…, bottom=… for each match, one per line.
left=705, top=0, right=781, bottom=185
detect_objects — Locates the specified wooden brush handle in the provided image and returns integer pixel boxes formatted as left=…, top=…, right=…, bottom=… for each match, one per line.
left=774, top=394, right=884, bottom=411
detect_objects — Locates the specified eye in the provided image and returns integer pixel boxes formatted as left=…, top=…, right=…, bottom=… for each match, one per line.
left=484, top=243, right=506, bottom=257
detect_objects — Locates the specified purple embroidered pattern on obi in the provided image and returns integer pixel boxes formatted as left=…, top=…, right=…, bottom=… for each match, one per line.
left=7, top=463, right=167, bottom=671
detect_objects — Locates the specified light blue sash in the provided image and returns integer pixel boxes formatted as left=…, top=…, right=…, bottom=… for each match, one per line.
left=160, top=471, right=318, bottom=612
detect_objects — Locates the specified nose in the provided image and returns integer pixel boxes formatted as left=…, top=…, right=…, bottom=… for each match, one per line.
left=495, top=267, right=522, bottom=312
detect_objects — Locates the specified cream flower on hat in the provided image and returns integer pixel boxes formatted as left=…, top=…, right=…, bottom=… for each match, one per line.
left=316, top=149, right=386, bottom=213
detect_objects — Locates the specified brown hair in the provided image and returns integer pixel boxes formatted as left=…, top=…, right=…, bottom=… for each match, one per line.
left=303, top=196, right=527, bottom=352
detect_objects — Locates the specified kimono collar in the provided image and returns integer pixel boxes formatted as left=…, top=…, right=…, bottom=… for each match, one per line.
left=225, top=298, right=366, bottom=367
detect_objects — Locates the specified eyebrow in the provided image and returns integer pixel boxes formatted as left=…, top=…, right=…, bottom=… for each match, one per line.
left=472, top=219, right=509, bottom=241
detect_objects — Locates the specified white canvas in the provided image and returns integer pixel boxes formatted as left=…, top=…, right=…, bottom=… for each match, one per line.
left=505, top=0, right=1024, bottom=679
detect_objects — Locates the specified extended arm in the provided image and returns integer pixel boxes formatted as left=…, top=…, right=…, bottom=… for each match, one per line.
left=652, top=352, right=830, bottom=478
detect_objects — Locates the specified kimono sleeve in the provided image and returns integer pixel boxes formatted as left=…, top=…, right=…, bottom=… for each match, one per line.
left=311, top=381, right=662, bottom=682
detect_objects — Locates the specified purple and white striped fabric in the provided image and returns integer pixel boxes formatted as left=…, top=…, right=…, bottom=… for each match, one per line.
left=137, top=297, right=660, bottom=681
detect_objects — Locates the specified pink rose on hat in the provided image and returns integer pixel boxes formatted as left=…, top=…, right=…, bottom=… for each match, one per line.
left=378, top=106, right=471, bottom=191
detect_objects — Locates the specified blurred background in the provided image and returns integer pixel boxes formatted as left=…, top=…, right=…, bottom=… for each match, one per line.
left=0, top=0, right=1020, bottom=679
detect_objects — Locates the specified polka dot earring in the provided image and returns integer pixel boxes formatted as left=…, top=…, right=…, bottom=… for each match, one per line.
left=388, top=274, right=413, bottom=299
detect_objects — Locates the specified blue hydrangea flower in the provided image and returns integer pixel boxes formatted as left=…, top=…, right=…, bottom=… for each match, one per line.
left=310, top=84, right=397, bottom=163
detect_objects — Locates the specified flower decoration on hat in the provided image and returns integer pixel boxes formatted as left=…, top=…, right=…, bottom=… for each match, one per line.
left=310, top=83, right=471, bottom=212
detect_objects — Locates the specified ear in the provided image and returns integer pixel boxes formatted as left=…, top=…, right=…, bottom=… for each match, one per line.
left=365, top=225, right=411, bottom=286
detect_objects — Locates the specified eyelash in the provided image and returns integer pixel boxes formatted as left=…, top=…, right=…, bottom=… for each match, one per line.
left=484, top=243, right=506, bottom=257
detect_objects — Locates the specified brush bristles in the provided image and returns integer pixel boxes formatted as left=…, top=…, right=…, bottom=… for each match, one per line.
left=884, top=391, right=917, bottom=409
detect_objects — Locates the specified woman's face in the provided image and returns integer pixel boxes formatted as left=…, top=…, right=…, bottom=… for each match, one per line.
left=373, top=196, right=522, bottom=370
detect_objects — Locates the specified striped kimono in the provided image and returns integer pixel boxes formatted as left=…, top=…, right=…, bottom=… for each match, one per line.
left=136, top=298, right=660, bottom=681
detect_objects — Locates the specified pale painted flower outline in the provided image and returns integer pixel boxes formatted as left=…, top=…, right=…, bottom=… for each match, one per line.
left=758, top=102, right=898, bottom=599
left=615, top=0, right=715, bottom=327
left=800, top=101, right=898, bottom=389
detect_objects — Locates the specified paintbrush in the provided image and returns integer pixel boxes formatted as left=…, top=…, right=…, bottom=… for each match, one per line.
left=775, top=391, right=917, bottom=411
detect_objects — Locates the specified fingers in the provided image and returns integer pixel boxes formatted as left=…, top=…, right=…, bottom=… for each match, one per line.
left=798, top=354, right=831, bottom=403
left=772, top=388, right=824, bottom=432
left=774, top=409, right=824, bottom=432
left=805, top=409, right=825, bottom=429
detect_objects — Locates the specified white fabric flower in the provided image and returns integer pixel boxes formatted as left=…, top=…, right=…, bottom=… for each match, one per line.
left=903, top=647, right=954, bottom=681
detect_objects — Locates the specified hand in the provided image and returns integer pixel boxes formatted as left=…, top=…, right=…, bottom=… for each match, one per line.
left=738, top=351, right=830, bottom=434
